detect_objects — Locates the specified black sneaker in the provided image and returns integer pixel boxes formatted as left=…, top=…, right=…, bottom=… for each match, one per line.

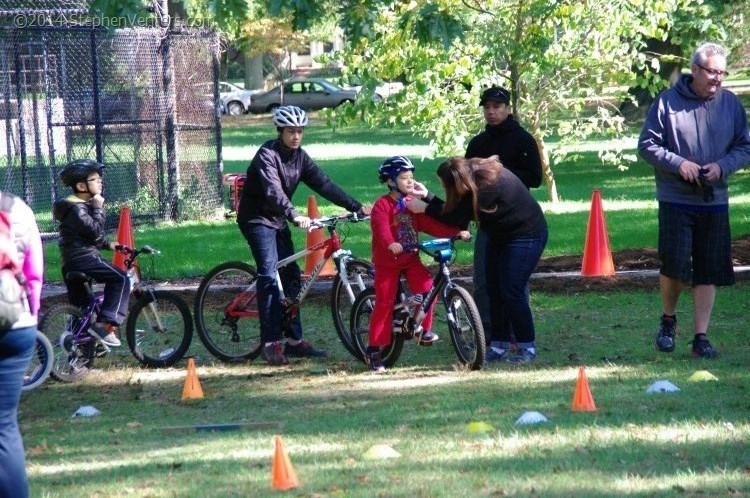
left=691, top=337, right=718, bottom=359
left=655, top=315, right=677, bottom=352
left=262, top=342, right=290, bottom=366
left=365, top=349, right=386, bottom=373
left=283, top=340, right=328, bottom=358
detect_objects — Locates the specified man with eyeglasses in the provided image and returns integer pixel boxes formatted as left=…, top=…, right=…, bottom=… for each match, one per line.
left=638, top=42, right=750, bottom=359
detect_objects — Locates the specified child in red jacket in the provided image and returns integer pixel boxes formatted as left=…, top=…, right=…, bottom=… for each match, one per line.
left=367, top=156, right=470, bottom=372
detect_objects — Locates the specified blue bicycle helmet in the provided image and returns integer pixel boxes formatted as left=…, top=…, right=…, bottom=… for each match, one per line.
left=378, top=156, right=415, bottom=183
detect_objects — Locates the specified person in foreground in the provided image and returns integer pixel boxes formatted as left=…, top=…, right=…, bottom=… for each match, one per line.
left=53, top=159, right=128, bottom=347
left=466, top=86, right=543, bottom=361
left=0, top=193, right=43, bottom=498
left=407, top=156, right=547, bottom=363
left=366, top=156, right=470, bottom=373
left=638, top=42, right=750, bottom=359
left=236, top=105, right=371, bottom=366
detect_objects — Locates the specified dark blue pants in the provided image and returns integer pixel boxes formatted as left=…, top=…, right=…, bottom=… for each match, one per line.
left=0, top=326, right=35, bottom=498
left=485, top=230, right=547, bottom=347
left=472, top=229, right=492, bottom=336
left=63, top=252, right=130, bottom=326
left=241, top=223, right=303, bottom=343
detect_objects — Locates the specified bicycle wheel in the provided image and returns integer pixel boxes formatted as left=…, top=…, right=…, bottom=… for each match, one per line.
left=330, top=258, right=374, bottom=358
left=126, top=290, right=193, bottom=368
left=194, top=261, right=262, bottom=363
left=22, top=331, right=53, bottom=391
left=445, top=286, right=486, bottom=370
left=39, top=303, right=96, bottom=382
left=349, top=287, right=404, bottom=367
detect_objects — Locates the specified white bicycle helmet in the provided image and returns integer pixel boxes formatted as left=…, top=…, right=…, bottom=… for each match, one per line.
left=272, top=105, right=309, bottom=128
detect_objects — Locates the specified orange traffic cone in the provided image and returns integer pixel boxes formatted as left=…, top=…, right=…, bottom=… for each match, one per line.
left=271, top=436, right=299, bottom=491
left=581, top=190, right=615, bottom=277
left=181, top=358, right=204, bottom=400
left=571, top=366, right=597, bottom=412
left=112, top=206, right=136, bottom=272
left=302, top=195, right=336, bottom=278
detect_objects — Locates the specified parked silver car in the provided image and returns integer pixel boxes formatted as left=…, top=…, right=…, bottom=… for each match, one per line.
left=247, top=78, right=359, bottom=114
left=219, top=82, right=261, bottom=115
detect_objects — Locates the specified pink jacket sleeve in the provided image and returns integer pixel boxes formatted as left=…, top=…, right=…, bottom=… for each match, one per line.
left=22, top=221, right=43, bottom=318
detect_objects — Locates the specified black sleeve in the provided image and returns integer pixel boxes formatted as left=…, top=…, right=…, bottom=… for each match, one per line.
left=300, top=153, right=362, bottom=213
left=255, top=148, right=298, bottom=220
left=423, top=193, right=472, bottom=229
left=514, top=132, right=543, bottom=189
left=465, top=136, right=479, bottom=159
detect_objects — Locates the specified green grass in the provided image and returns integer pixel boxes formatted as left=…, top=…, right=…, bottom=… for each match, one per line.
left=23, top=282, right=750, bottom=497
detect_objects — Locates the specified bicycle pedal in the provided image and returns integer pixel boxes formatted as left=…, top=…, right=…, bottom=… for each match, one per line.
left=95, top=343, right=110, bottom=357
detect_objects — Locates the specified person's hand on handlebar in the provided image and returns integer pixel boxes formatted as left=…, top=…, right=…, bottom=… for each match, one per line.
left=357, top=205, right=372, bottom=217
left=457, top=230, right=471, bottom=241
left=293, top=215, right=311, bottom=229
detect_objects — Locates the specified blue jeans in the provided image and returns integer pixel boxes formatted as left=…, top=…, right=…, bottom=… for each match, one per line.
left=0, top=326, right=35, bottom=498
left=240, top=223, right=303, bottom=343
left=474, top=229, right=526, bottom=345
left=485, top=230, right=547, bottom=347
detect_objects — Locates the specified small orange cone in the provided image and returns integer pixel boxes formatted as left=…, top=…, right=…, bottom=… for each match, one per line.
left=581, top=190, right=615, bottom=277
left=271, top=436, right=299, bottom=491
left=113, top=206, right=136, bottom=271
left=181, top=358, right=204, bottom=400
left=571, top=366, right=597, bottom=412
left=302, top=195, right=336, bottom=278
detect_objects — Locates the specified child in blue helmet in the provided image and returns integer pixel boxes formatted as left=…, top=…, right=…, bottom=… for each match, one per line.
left=366, top=156, right=470, bottom=372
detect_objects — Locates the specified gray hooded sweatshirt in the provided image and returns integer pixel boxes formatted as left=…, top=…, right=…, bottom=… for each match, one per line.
left=638, top=74, right=750, bottom=206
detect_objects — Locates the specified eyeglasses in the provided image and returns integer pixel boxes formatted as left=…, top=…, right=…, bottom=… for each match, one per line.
left=695, top=63, right=729, bottom=78
left=86, top=177, right=103, bottom=183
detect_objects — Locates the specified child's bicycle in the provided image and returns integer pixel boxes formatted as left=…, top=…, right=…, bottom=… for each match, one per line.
left=349, top=236, right=486, bottom=370
left=193, top=212, right=376, bottom=362
left=39, top=245, right=193, bottom=381
left=22, top=330, right=54, bottom=391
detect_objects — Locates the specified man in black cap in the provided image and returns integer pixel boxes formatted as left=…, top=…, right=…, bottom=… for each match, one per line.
left=466, top=86, right=543, bottom=362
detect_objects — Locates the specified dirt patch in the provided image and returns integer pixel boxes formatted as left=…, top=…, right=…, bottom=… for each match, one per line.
left=40, top=235, right=750, bottom=311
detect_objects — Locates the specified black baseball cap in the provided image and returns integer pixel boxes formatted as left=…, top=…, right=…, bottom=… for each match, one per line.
left=480, top=86, right=511, bottom=106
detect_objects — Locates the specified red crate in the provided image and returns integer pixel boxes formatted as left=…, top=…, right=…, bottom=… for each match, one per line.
left=223, top=173, right=246, bottom=212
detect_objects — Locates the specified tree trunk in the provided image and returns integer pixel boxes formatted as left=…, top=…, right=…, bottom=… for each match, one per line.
left=620, top=37, right=683, bottom=119
left=166, top=0, right=188, bottom=27
left=529, top=120, right=558, bottom=204
left=244, top=54, right=264, bottom=90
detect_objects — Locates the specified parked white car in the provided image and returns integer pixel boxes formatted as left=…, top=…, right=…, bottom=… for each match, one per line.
left=219, top=82, right=261, bottom=116
left=347, top=78, right=404, bottom=101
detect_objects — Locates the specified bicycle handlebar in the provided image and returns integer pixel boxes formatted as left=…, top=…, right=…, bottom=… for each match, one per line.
left=402, top=234, right=470, bottom=256
left=114, top=245, right=160, bottom=265
left=307, top=212, right=370, bottom=231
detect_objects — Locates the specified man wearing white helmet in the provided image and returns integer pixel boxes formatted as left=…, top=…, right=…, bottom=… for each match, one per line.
left=237, top=105, right=372, bottom=366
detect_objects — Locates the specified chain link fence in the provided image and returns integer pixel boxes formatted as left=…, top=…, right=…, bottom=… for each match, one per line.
left=0, top=14, right=222, bottom=234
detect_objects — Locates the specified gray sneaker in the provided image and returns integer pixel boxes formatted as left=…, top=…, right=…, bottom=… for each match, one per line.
left=507, top=348, right=536, bottom=364
left=89, top=323, right=121, bottom=347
